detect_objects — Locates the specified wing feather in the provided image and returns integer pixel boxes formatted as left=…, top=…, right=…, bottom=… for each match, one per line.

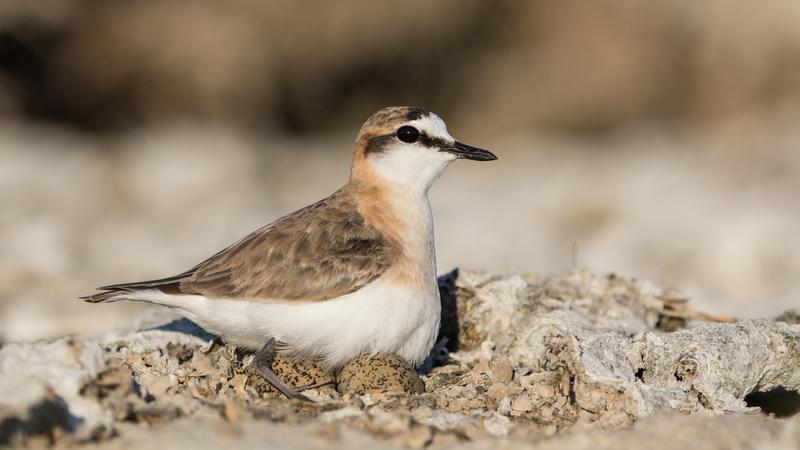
left=85, top=187, right=398, bottom=303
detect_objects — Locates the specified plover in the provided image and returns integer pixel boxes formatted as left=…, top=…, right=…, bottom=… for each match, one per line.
left=83, top=106, right=496, bottom=400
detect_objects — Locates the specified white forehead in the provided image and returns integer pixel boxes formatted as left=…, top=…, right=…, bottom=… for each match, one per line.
left=406, top=113, right=454, bottom=143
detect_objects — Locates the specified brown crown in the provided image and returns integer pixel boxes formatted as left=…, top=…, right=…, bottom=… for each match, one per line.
left=353, top=106, right=430, bottom=159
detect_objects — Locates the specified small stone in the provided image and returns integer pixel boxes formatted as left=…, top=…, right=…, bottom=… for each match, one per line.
left=397, top=425, right=433, bottom=449
left=480, top=341, right=496, bottom=361
left=535, top=383, right=555, bottom=398
left=337, top=353, right=425, bottom=396
left=472, top=360, right=490, bottom=375
left=447, top=397, right=471, bottom=413
left=509, top=424, right=550, bottom=441
left=375, top=411, right=411, bottom=434
left=560, top=376, right=571, bottom=396
left=497, top=396, right=513, bottom=415
left=341, top=393, right=366, bottom=409
left=490, top=357, right=513, bottom=383
left=222, top=400, right=244, bottom=423
left=188, top=378, right=216, bottom=400
left=456, top=423, right=488, bottom=440
left=146, top=374, right=173, bottom=398
left=487, top=383, right=510, bottom=404
left=410, top=406, right=435, bottom=421
left=83, top=366, right=135, bottom=400
left=461, top=385, right=479, bottom=400
left=229, top=374, right=248, bottom=398
left=430, top=432, right=461, bottom=448
left=313, top=423, right=341, bottom=441
left=511, top=395, right=534, bottom=413
left=95, top=366, right=134, bottom=390
left=482, top=412, right=513, bottom=436
left=191, top=351, right=215, bottom=375
left=359, top=394, right=376, bottom=406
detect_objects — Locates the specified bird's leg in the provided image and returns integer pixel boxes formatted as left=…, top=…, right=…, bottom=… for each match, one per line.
left=252, top=338, right=313, bottom=402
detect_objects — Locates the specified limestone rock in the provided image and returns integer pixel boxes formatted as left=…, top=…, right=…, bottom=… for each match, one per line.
left=1, top=270, right=798, bottom=449
left=441, top=270, right=800, bottom=428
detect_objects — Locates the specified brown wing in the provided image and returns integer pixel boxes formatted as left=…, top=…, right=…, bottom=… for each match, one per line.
left=87, top=188, right=398, bottom=302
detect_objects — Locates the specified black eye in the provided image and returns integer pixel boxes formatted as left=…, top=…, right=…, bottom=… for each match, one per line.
left=396, top=126, right=420, bottom=144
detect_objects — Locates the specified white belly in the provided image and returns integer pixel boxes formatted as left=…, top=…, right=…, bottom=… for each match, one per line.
left=128, top=277, right=441, bottom=369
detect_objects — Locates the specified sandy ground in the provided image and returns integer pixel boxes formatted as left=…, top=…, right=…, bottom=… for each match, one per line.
left=1, top=115, right=798, bottom=341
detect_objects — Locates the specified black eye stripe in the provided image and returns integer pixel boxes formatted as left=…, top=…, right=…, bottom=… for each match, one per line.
left=363, top=131, right=450, bottom=155
left=418, top=133, right=449, bottom=149
left=363, top=134, right=396, bottom=155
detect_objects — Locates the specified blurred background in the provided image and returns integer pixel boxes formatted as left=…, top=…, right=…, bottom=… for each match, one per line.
left=1, top=0, right=798, bottom=342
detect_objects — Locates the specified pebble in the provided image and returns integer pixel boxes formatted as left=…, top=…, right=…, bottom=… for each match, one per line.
left=146, top=374, right=174, bottom=398
left=191, top=351, right=215, bottom=375
left=222, top=400, right=244, bottom=423
left=487, top=383, right=510, bottom=404
left=341, top=393, right=366, bottom=409
left=472, top=360, right=490, bottom=375
left=511, top=395, right=534, bottom=413
left=489, top=357, right=514, bottom=383
left=228, top=374, right=248, bottom=398
left=535, top=383, right=555, bottom=398
left=394, top=425, right=433, bottom=449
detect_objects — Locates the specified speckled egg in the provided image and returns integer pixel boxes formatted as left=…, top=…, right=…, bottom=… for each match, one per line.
left=245, top=354, right=334, bottom=399
left=336, top=353, right=425, bottom=395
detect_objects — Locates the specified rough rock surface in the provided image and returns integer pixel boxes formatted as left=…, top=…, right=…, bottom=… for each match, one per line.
left=1, top=269, right=798, bottom=449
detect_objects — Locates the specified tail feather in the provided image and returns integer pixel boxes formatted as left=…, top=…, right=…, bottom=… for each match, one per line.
left=83, top=276, right=186, bottom=303
left=80, top=290, right=127, bottom=303
left=99, top=276, right=186, bottom=292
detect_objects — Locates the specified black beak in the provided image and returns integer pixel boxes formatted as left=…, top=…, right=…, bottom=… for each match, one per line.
left=443, top=141, right=497, bottom=161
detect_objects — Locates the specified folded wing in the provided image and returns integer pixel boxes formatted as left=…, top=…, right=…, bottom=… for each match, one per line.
left=83, top=188, right=397, bottom=303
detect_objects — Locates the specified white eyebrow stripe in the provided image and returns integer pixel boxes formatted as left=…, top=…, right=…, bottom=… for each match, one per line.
left=406, top=113, right=455, bottom=143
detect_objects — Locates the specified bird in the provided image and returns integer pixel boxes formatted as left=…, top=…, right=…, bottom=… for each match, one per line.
left=82, top=106, right=497, bottom=401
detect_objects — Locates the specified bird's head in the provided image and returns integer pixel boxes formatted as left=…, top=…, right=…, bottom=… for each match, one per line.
left=351, top=106, right=496, bottom=192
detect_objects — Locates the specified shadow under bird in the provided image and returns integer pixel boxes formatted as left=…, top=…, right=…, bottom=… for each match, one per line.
left=83, top=106, right=497, bottom=401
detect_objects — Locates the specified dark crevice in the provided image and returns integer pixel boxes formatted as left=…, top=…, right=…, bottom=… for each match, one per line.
left=745, top=387, right=800, bottom=418
left=436, top=269, right=460, bottom=352
left=655, top=315, right=687, bottom=332
left=696, top=390, right=712, bottom=410
left=568, top=375, right=576, bottom=405
left=634, top=368, right=645, bottom=382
